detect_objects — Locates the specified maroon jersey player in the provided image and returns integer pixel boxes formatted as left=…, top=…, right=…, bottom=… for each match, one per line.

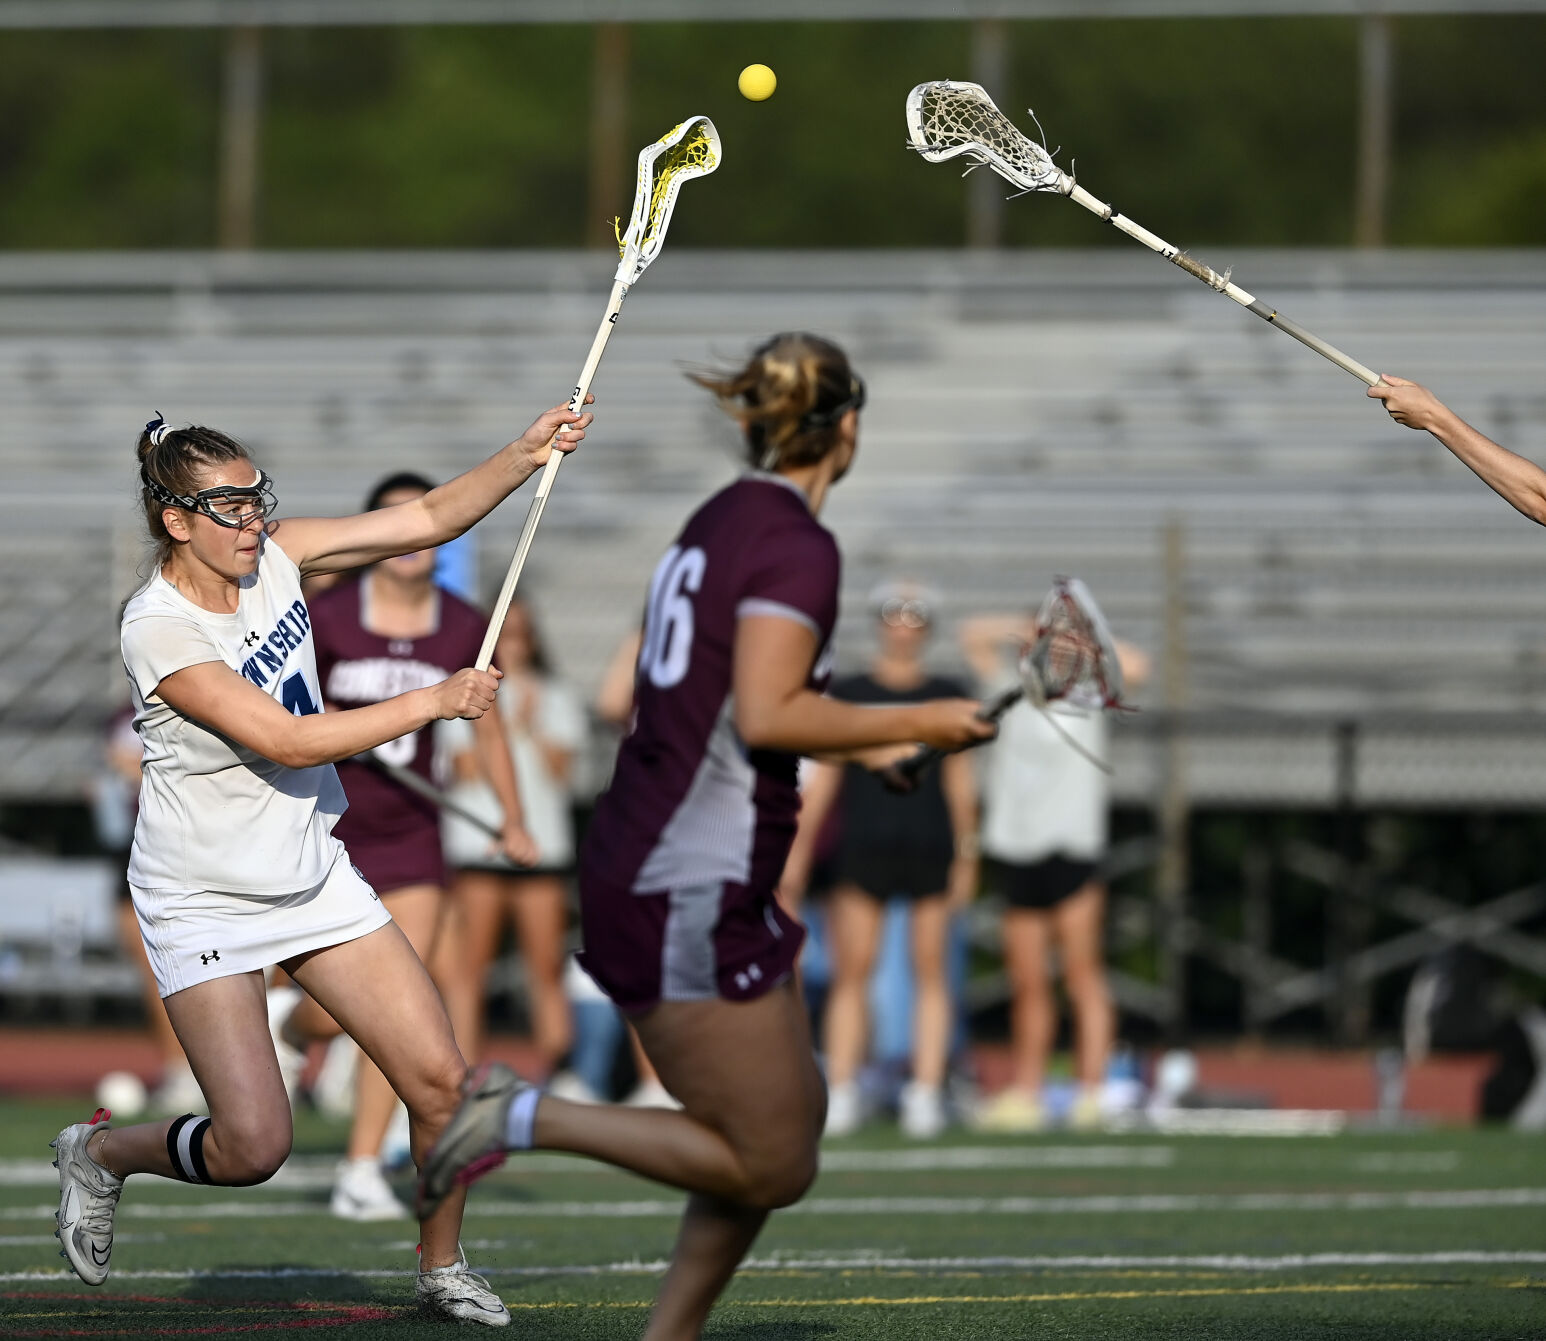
left=281, top=471, right=531, bottom=1224
left=420, top=333, right=993, bottom=1340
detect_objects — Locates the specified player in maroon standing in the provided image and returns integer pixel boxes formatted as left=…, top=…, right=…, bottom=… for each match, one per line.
left=272, top=471, right=533, bottom=1221
left=417, top=332, right=994, bottom=1340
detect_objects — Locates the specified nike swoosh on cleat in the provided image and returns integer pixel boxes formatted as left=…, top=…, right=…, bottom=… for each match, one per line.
left=90, top=1243, right=111, bottom=1266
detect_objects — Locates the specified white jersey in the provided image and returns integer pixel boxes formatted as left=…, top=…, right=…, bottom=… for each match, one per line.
left=121, top=533, right=347, bottom=895
left=979, top=669, right=1109, bottom=865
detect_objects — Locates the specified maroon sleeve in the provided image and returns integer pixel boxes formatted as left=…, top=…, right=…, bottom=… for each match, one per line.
left=736, top=520, right=840, bottom=642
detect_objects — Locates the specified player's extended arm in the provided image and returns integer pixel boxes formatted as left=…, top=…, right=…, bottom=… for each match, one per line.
left=1370, top=375, right=1546, bottom=526
left=272, top=402, right=594, bottom=577
left=732, top=616, right=995, bottom=755
left=156, top=659, right=500, bottom=771
left=940, top=751, right=981, bottom=907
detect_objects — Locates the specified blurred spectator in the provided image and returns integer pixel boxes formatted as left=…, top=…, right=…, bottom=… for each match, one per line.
left=782, top=583, right=978, bottom=1139
left=960, top=610, right=1148, bottom=1131
left=442, top=598, right=584, bottom=1078
left=92, top=706, right=203, bottom=1114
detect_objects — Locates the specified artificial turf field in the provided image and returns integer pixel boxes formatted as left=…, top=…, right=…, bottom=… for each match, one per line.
left=1, top=1098, right=1541, bottom=1339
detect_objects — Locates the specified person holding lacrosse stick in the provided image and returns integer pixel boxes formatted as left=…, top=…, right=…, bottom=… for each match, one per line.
left=49, top=401, right=588, bottom=1325
left=1370, top=375, right=1546, bottom=525
left=958, top=593, right=1147, bottom=1133
left=418, top=333, right=994, bottom=1340
left=269, top=469, right=533, bottom=1224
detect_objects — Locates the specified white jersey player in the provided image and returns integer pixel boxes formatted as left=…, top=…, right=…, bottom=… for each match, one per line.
left=50, top=403, right=589, bottom=1326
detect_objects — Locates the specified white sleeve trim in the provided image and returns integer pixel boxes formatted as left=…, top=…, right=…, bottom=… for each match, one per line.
left=736, top=598, right=820, bottom=638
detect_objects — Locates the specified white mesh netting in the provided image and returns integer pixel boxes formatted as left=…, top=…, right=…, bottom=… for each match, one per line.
left=906, top=80, right=1067, bottom=194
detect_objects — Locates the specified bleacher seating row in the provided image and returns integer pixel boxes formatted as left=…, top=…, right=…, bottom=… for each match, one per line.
left=4, top=247, right=1546, bottom=805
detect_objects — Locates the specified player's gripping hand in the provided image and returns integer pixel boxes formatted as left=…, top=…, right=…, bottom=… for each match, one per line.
left=1367, top=374, right=1448, bottom=432
left=513, top=395, right=596, bottom=471
left=433, top=668, right=503, bottom=721
left=498, top=818, right=540, bottom=868
left=914, top=699, right=1000, bottom=752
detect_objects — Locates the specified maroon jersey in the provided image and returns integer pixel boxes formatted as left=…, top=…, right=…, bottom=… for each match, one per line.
left=310, top=576, right=486, bottom=854
left=583, top=474, right=840, bottom=897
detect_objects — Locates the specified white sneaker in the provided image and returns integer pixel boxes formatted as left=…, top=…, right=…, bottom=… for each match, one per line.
left=265, top=985, right=307, bottom=1103
left=381, top=1100, right=414, bottom=1172
left=51, top=1114, right=124, bottom=1286
left=623, top=1079, right=681, bottom=1110
left=148, top=1062, right=206, bottom=1116
left=417, top=1248, right=511, bottom=1327
left=330, top=1156, right=409, bottom=1222
left=823, top=1080, right=862, bottom=1137
left=545, top=1069, right=601, bottom=1104
left=311, top=1036, right=358, bottom=1121
left=899, top=1082, right=948, bottom=1139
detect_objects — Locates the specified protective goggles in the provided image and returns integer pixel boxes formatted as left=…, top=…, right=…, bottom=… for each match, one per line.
left=800, top=373, right=867, bottom=431
left=141, top=466, right=278, bottom=530
left=878, top=596, right=932, bottom=629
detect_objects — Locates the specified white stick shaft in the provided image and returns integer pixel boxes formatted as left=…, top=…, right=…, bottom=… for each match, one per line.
left=1066, top=183, right=1379, bottom=387
left=475, top=278, right=630, bottom=672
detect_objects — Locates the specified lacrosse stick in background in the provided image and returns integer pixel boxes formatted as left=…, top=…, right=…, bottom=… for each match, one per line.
left=365, top=755, right=502, bottom=841
left=906, top=81, right=1380, bottom=388
left=475, top=115, right=722, bottom=670
left=881, top=576, right=1128, bottom=794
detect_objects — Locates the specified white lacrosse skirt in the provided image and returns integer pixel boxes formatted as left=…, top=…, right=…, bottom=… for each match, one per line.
left=131, top=847, right=391, bottom=999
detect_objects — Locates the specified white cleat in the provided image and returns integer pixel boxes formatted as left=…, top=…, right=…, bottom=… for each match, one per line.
left=50, top=1114, right=124, bottom=1286
left=416, top=1248, right=511, bottom=1327
left=330, top=1156, right=410, bottom=1222
left=899, top=1081, right=948, bottom=1140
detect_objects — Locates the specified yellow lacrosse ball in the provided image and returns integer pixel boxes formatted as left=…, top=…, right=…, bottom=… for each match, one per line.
left=738, top=64, right=777, bottom=102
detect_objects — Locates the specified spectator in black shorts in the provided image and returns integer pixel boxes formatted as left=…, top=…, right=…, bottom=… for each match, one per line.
left=781, top=583, right=979, bottom=1139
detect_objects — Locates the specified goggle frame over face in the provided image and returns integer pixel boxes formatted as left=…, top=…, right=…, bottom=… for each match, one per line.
left=142, top=467, right=278, bottom=531
left=878, top=597, right=932, bottom=630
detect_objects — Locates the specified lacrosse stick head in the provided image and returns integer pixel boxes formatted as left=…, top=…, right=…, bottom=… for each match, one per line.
left=615, top=115, right=721, bottom=285
left=905, top=80, right=1071, bottom=196
left=1019, top=576, right=1126, bottom=711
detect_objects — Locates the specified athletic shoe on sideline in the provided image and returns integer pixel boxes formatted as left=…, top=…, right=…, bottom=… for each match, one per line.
left=973, top=1087, right=1046, bottom=1134
left=899, top=1081, right=948, bottom=1139
left=545, top=1069, right=601, bottom=1105
left=330, top=1156, right=409, bottom=1222
left=823, top=1080, right=862, bottom=1137
left=416, top=1063, right=522, bottom=1217
left=148, top=1061, right=207, bottom=1116
left=416, top=1247, right=510, bottom=1327
left=264, top=985, right=307, bottom=1102
left=1068, top=1085, right=1104, bottom=1131
left=623, top=1078, right=681, bottom=1110
left=51, top=1112, right=124, bottom=1286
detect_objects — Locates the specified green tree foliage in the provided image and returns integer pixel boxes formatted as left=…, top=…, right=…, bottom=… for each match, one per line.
left=0, top=15, right=1539, bottom=250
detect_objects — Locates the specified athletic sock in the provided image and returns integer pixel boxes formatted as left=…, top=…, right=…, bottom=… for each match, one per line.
left=503, top=1088, right=540, bottom=1151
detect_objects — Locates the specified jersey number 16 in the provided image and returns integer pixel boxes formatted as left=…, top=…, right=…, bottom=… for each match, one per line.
left=640, top=545, right=706, bottom=690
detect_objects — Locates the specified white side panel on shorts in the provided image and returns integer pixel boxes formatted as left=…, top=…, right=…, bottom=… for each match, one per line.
left=660, top=883, right=725, bottom=1001
left=633, top=696, right=755, bottom=893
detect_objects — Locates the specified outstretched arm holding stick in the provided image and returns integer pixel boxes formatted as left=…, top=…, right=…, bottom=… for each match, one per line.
left=1370, top=375, right=1546, bottom=526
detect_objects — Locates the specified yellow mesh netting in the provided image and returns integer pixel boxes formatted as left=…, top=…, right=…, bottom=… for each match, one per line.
left=616, top=122, right=718, bottom=256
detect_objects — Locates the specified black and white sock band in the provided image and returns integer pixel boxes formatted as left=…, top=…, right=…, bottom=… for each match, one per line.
left=166, top=1114, right=212, bottom=1184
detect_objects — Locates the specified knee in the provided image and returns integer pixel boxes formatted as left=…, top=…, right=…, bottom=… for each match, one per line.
left=212, top=1122, right=292, bottom=1186
left=743, top=1148, right=819, bottom=1211
left=406, top=1051, right=467, bottom=1131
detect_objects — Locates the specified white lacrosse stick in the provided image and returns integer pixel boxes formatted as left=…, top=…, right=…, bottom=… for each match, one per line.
left=906, top=80, right=1379, bottom=387
left=475, top=115, right=722, bottom=670
left=882, top=576, right=1128, bottom=792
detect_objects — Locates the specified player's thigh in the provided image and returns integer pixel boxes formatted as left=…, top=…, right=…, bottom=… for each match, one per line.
left=285, top=922, right=464, bottom=1109
left=508, top=875, right=568, bottom=977
left=635, top=982, right=824, bottom=1178
left=827, top=884, right=885, bottom=980
left=378, top=882, right=443, bottom=960
left=1002, top=907, right=1053, bottom=992
left=162, top=971, right=291, bottom=1136
left=1051, top=882, right=1108, bottom=980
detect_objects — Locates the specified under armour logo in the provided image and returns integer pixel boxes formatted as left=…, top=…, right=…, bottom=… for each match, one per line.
left=200, top=950, right=220, bottom=965
left=243, top=631, right=261, bottom=647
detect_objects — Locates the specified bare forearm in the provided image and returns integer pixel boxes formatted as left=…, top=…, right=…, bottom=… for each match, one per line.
left=420, top=447, right=539, bottom=546
left=473, top=712, right=525, bottom=825
left=285, top=691, right=438, bottom=769
left=739, top=693, right=928, bottom=755
left=941, top=755, right=979, bottom=843
left=1432, top=410, right=1546, bottom=525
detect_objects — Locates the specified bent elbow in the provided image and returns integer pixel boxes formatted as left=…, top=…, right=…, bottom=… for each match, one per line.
left=734, top=706, right=783, bottom=752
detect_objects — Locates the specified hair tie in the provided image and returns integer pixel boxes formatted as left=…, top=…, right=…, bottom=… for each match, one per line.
left=145, top=414, right=173, bottom=448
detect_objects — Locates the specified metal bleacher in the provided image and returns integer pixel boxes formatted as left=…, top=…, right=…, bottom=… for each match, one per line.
left=4, top=246, right=1546, bottom=807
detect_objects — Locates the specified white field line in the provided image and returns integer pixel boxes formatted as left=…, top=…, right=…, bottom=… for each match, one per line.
left=3, top=1250, right=1545, bottom=1285
left=0, top=1145, right=1176, bottom=1189
left=1352, top=1153, right=1461, bottom=1173
left=3, top=1187, right=1545, bottom=1222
